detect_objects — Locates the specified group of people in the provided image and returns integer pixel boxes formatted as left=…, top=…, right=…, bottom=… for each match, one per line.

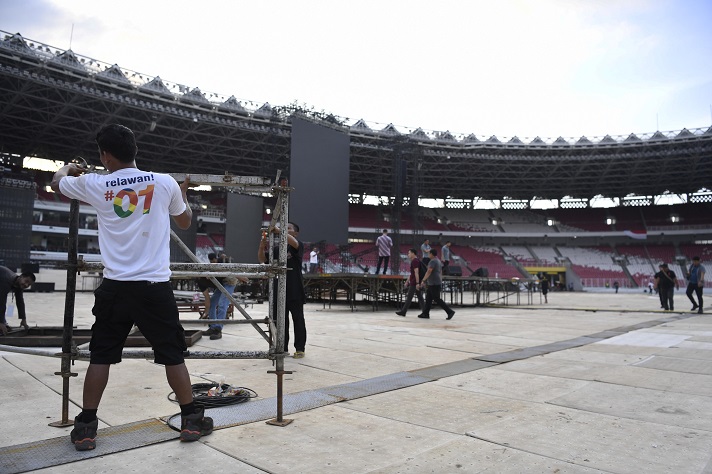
left=653, top=257, right=705, bottom=313
left=373, top=232, right=455, bottom=319
left=395, top=246, right=455, bottom=320
left=374, top=232, right=452, bottom=276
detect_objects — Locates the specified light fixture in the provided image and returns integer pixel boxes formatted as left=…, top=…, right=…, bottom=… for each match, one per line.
left=606, top=217, right=616, bottom=225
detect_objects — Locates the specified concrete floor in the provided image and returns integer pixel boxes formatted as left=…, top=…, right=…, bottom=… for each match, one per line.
left=1, top=288, right=711, bottom=473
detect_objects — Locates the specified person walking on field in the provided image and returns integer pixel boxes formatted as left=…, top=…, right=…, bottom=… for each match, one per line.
left=655, top=263, right=679, bottom=311
left=686, top=256, right=706, bottom=313
left=540, top=275, right=550, bottom=303
left=417, top=248, right=455, bottom=320
left=395, top=249, right=425, bottom=317
left=52, top=124, right=212, bottom=450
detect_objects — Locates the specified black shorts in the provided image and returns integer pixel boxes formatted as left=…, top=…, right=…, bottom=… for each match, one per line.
left=89, top=279, right=187, bottom=366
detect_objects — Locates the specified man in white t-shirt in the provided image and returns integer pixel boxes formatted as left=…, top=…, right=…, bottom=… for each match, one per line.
left=51, top=124, right=212, bottom=450
left=309, top=247, right=319, bottom=273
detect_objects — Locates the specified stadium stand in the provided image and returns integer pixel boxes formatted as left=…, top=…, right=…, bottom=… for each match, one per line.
left=210, top=233, right=225, bottom=248
left=528, top=246, right=561, bottom=265
left=501, top=245, right=537, bottom=265
left=558, top=246, right=628, bottom=287
left=437, top=208, right=494, bottom=233
left=452, top=246, right=523, bottom=279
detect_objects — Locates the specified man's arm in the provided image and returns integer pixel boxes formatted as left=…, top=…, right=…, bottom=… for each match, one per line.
left=0, top=296, right=6, bottom=327
left=258, top=234, right=268, bottom=263
left=270, top=226, right=299, bottom=249
left=15, top=289, right=28, bottom=329
left=171, top=178, right=193, bottom=230
left=50, top=163, right=85, bottom=193
left=699, top=268, right=706, bottom=287
left=418, top=268, right=433, bottom=287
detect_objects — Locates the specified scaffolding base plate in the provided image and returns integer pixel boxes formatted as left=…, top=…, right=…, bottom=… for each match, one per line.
left=265, top=418, right=294, bottom=427
left=48, top=420, right=74, bottom=428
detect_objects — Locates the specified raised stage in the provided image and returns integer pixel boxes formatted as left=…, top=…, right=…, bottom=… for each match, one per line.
left=302, top=273, right=536, bottom=311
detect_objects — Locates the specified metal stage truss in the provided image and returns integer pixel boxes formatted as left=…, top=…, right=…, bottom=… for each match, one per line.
left=0, top=173, right=296, bottom=428
left=1, top=30, right=712, bottom=203
left=302, top=274, right=536, bottom=311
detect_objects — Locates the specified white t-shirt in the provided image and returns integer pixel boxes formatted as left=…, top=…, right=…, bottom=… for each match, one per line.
left=59, top=168, right=186, bottom=281
left=309, top=250, right=318, bottom=264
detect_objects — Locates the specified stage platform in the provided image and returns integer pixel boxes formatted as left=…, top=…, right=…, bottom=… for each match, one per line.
left=303, top=273, right=537, bottom=311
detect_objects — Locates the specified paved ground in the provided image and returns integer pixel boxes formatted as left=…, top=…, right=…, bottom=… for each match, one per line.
left=1, top=288, right=711, bottom=473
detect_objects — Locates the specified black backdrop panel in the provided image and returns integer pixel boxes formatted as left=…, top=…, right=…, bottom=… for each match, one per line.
left=225, top=193, right=263, bottom=263
left=289, top=117, right=350, bottom=244
left=0, top=180, right=34, bottom=270
left=170, top=213, right=197, bottom=263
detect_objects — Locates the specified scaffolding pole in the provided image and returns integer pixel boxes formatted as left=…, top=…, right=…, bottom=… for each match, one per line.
left=41, top=173, right=294, bottom=429
left=49, top=199, right=79, bottom=428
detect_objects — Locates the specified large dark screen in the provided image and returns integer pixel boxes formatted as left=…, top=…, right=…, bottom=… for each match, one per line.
left=225, top=193, right=263, bottom=263
left=289, top=117, right=350, bottom=244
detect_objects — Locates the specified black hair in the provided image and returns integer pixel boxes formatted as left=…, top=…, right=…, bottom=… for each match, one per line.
left=208, top=253, right=217, bottom=260
left=429, top=248, right=438, bottom=257
left=96, top=124, right=138, bottom=163
left=289, top=222, right=300, bottom=232
left=20, top=272, right=36, bottom=282
left=408, top=248, right=417, bottom=255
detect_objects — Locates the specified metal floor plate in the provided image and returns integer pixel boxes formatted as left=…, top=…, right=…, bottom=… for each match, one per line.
left=167, top=372, right=432, bottom=430
left=1, top=419, right=176, bottom=474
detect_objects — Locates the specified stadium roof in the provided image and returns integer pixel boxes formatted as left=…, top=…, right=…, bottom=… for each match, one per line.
left=1, top=31, right=711, bottom=201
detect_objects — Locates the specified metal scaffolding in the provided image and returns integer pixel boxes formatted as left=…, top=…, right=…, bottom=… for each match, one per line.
left=2, top=173, right=295, bottom=428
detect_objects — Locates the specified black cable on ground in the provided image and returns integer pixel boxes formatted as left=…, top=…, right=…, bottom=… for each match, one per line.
left=168, top=383, right=258, bottom=409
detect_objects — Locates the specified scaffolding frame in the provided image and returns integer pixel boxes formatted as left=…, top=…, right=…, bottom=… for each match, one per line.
left=6, top=173, right=294, bottom=428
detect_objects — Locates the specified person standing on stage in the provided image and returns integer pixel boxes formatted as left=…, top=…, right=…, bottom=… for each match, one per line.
left=441, top=241, right=452, bottom=275
left=375, top=229, right=393, bottom=275
left=309, top=247, right=319, bottom=274
left=420, top=238, right=431, bottom=266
